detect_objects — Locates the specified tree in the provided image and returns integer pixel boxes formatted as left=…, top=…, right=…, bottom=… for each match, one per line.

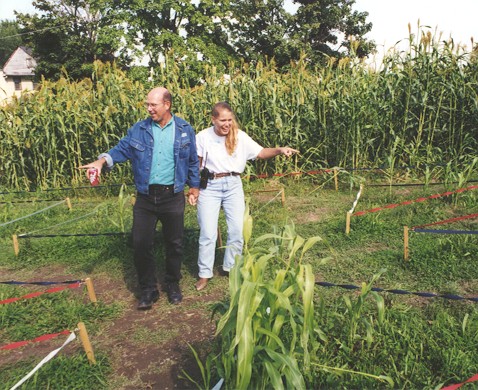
left=102, top=0, right=235, bottom=84
left=226, top=0, right=374, bottom=68
left=291, top=0, right=374, bottom=65
left=227, top=0, right=297, bottom=68
left=0, top=20, right=23, bottom=66
left=16, top=0, right=123, bottom=80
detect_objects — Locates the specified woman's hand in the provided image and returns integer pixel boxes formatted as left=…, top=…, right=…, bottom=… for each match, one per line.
left=187, top=188, right=199, bottom=206
left=279, top=147, right=299, bottom=157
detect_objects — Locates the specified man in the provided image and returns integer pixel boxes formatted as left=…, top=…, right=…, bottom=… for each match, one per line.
left=80, top=87, right=200, bottom=310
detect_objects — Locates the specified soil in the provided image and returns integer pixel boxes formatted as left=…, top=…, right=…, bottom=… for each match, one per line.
left=0, top=265, right=227, bottom=389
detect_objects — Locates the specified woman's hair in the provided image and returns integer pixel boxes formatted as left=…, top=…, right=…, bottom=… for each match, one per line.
left=212, top=101, right=238, bottom=155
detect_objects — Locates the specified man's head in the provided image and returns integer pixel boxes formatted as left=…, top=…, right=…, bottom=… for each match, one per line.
left=145, top=87, right=172, bottom=126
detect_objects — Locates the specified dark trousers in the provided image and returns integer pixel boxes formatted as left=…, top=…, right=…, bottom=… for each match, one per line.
left=132, top=188, right=185, bottom=292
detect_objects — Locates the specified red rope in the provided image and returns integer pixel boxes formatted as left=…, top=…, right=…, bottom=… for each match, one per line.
left=441, top=373, right=478, bottom=390
left=0, top=330, right=71, bottom=350
left=0, top=282, right=82, bottom=305
left=413, top=213, right=478, bottom=230
left=353, top=185, right=478, bottom=217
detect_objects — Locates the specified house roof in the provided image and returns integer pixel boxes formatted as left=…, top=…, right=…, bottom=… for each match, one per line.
left=3, top=46, right=36, bottom=77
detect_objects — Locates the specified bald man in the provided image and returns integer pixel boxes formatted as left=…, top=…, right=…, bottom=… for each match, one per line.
left=80, top=87, right=200, bottom=309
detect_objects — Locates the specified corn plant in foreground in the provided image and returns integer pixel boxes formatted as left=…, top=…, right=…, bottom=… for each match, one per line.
left=208, top=202, right=321, bottom=389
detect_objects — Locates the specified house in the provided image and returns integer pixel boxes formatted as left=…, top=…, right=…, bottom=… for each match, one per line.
left=0, top=46, right=37, bottom=103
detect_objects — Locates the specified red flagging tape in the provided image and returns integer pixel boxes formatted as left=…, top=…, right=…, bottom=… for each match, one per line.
left=0, top=282, right=81, bottom=305
left=1, top=330, right=71, bottom=350
left=353, top=185, right=478, bottom=217
left=413, top=213, right=478, bottom=230
left=441, top=373, right=478, bottom=390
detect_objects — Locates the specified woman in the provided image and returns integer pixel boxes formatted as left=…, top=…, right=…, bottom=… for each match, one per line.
left=195, top=102, right=298, bottom=291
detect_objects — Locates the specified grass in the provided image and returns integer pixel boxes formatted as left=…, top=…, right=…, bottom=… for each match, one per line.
left=0, top=172, right=477, bottom=388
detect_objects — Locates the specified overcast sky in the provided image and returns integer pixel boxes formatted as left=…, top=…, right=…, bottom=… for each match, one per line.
left=354, top=0, right=476, bottom=51
left=2, top=0, right=476, bottom=54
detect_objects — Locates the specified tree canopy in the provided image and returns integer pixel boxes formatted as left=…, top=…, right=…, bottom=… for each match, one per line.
left=14, top=0, right=375, bottom=82
left=0, top=20, right=23, bottom=66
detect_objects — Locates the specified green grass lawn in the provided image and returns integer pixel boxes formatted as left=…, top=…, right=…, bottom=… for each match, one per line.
left=1, top=175, right=477, bottom=389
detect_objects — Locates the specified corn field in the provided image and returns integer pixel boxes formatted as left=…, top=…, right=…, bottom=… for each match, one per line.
left=1, top=30, right=477, bottom=191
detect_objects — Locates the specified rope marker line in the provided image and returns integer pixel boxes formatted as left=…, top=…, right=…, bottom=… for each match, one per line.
left=441, top=373, right=478, bottom=390
left=0, top=282, right=82, bottom=305
left=353, top=185, right=478, bottom=217
left=0, top=199, right=65, bottom=204
left=18, top=232, right=129, bottom=239
left=1, top=330, right=71, bottom=350
left=0, top=183, right=133, bottom=195
left=413, top=229, right=478, bottom=235
left=0, top=200, right=66, bottom=228
left=412, top=213, right=478, bottom=230
left=348, top=184, right=364, bottom=214
left=0, top=279, right=82, bottom=285
left=315, top=281, right=478, bottom=303
left=10, top=332, right=77, bottom=390
left=19, top=203, right=109, bottom=237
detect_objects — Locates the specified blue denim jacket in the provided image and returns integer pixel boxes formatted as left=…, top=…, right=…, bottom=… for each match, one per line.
left=99, top=116, right=200, bottom=195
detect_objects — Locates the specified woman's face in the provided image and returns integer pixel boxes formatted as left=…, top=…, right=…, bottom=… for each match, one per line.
left=212, top=108, right=233, bottom=136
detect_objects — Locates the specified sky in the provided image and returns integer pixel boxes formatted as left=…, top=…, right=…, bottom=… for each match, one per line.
left=1, top=0, right=477, bottom=55
left=354, top=0, right=476, bottom=55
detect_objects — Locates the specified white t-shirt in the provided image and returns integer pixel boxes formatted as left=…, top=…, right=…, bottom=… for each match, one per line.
left=196, top=126, right=263, bottom=173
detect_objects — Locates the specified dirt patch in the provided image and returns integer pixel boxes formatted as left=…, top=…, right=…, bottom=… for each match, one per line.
left=0, top=265, right=227, bottom=389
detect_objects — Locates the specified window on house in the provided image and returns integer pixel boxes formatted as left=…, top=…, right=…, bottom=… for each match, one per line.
left=13, top=77, right=22, bottom=91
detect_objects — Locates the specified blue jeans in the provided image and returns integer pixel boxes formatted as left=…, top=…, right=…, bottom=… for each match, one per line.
left=197, top=176, right=245, bottom=278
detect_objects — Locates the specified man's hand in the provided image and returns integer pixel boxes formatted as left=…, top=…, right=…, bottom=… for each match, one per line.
left=78, top=158, right=107, bottom=179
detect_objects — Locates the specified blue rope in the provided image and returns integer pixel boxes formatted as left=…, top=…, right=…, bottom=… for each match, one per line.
left=316, top=281, right=478, bottom=303
left=0, top=183, right=134, bottom=195
left=0, top=280, right=82, bottom=286
left=18, top=232, right=130, bottom=238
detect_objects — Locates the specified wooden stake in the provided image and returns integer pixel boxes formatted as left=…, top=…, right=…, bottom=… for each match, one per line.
left=12, top=234, right=19, bottom=256
left=404, top=226, right=409, bottom=261
left=84, top=278, right=97, bottom=303
left=334, top=168, right=339, bottom=191
left=280, top=188, right=286, bottom=207
left=65, top=197, right=72, bottom=211
left=77, top=322, right=96, bottom=364
left=345, top=212, right=351, bottom=234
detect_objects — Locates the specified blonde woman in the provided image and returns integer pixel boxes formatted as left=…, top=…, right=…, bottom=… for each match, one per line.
left=195, top=102, right=298, bottom=290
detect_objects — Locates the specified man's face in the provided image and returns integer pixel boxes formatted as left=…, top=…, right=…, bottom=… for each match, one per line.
left=145, top=93, right=170, bottom=124
left=212, top=109, right=233, bottom=136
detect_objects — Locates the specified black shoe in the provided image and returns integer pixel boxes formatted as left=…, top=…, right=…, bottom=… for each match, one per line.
left=218, top=268, right=230, bottom=277
left=137, top=290, right=159, bottom=310
left=166, top=282, right=182, bottom=304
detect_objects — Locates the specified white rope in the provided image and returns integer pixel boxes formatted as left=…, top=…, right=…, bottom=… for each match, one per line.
left=252, top=189, right=283, bottom=215
left=211, top=378, right=224, bottom=390
left=10, top=331, right=76, bottom=390
left=348, top=184, right=364, bottom=214
left=0, top=200, right=66, bottom=228
left=19, top=208, right=101, bottom=237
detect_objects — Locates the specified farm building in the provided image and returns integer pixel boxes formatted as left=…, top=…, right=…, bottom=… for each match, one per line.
left=0, top=46, right=37, bottom=103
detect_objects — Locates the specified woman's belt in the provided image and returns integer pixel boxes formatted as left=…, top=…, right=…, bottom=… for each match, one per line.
left=209, top=172, right=241, bottom=179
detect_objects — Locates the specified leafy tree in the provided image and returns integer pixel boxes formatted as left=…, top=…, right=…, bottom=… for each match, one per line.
left=226, top=0, right=374, bottom=68
left=16, top=0, right=123, bottom=80
left=13, top=0, right=376, bottom=83
left=291, top=0, right=375, bottom=65
left=228, top=0, right=297, bottom=68
left=102, top=0, right=234, bottom=85
left=0, top=20, right=23, bottom=66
